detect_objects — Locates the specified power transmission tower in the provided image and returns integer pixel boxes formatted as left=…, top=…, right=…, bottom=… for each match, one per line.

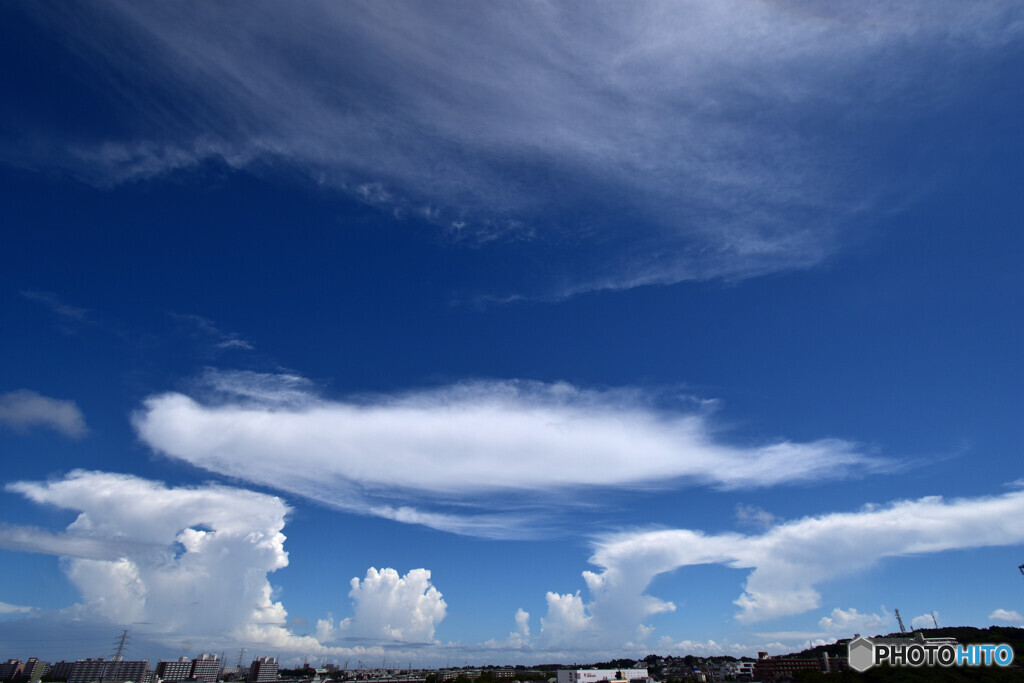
left=895, top=609, right=907, bottom=634
left=111, top=629, right=130, bottom=660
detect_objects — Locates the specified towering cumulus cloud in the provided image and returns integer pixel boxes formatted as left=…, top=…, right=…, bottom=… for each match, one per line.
left=3, top=471, right=292, bottom=641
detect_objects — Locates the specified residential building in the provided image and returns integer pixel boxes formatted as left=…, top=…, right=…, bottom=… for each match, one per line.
left=248, top=658, right=276, bottom=683
left=0, top=661, right=23, bottom=680
left=190, top=655, right=220, bottom=683
left=155, top=660, right=191, bottom=682
left=752, top=652, right=848, bottom=681
left=68, top=658, right=151, bottom=683
left=21, top=659, right=47, bottom=682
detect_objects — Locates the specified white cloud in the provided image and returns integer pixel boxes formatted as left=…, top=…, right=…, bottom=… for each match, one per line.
left=0, top=601, right=35, bottom=615
left=818, top=607, right=890, bottom=636
left=3, top=471, right=290, bottom=640
left=0, top=390, right=87, bottom=438
left=911, top=613, right=938, bottom=630
left=509, top=610, right=532, bottom=647
left=316, top=615, right=336, bottom=642
left=539, top=489, right=1024, bottom=647
left=989, top=609, right=1024, bottom=624
left=540, top=592, right=593, bottom=648
left=340, top=568, right=446, bottom=643
left=13, top=2, right=1023, bottom=294
left=133, top=373, right=880, bottom=537
left=735, top=504, right=778, bottom=530
left=656, top=637, right=728, bottom=657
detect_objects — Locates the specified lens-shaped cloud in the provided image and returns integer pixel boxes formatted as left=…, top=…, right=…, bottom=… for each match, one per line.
left=133, top=373, right=882, bottom=536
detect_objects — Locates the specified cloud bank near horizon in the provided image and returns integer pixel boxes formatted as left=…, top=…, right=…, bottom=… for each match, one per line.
left=536, top=488, right=1024, bottom=647
left=9, top=1, right=1023, bottom=295
left=133, top=371, right=883, bottom=537
left=1, top=471, right=453, bottom=657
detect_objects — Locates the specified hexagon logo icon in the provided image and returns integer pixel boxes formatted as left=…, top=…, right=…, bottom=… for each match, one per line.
left=848, top=636, right=875, bottom=672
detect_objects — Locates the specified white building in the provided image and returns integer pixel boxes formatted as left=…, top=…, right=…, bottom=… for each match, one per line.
left=557, top=670, right=648, bottom=683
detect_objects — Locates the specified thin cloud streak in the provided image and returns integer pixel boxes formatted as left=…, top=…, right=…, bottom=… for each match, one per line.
left=132, top=372, right=884, bottom=538
left=20, top=291, right=89, bottom=321
left=11, top=2, right=1022, bottom=295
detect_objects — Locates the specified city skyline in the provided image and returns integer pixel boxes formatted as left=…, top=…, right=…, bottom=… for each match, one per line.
left=2, top=0, right=1024, bottom=667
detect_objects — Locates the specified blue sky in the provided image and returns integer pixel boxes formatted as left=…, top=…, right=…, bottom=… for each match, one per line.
left=2, top=0, right=1023, bottom=667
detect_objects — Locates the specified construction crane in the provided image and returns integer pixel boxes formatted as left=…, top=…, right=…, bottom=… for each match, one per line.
left=895, top=608, right=907, bottom=634
left=1018, top=563, right=1024, bottom=577
left=931, top=612, right=939, bottom=628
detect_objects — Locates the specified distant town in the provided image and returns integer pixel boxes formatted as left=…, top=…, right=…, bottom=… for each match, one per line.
left=3, top=626, right=1022, bottom=683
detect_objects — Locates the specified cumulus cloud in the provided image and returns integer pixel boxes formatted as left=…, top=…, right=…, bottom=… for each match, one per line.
left=539, top=489, right=1024, bottom=647
left=480, top=607, right=532, bottom=651
left=3, top=471, right=291, bottom=641
left=0, top=390, right=87, bottom=438
left=509, top=610, right=532, bottom=647
left=339, top=568, right=447, bottom=643
left=913, top=614, right=937, bottom=630
left=989, top=609, right=1024, bottom=624
left=818, top=607, right=890, bottom=636
left=11, top=2, right=1023, bottom=295
left=133, top=372, right=880, bottom=537
left=540, top=592, right=593, bottom=648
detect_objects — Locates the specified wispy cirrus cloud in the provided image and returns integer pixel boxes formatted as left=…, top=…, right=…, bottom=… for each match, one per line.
left=132, top=371, right=883, bottom=538
left=20, top=291, right=89, bottom=321
left=169, top=313, right=254, bottom=352
left=537, top=489, right=1024, bottom=648
left=9, top=2, right=1022, bottom=295
left=0, top=389, right=87, bottom=438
